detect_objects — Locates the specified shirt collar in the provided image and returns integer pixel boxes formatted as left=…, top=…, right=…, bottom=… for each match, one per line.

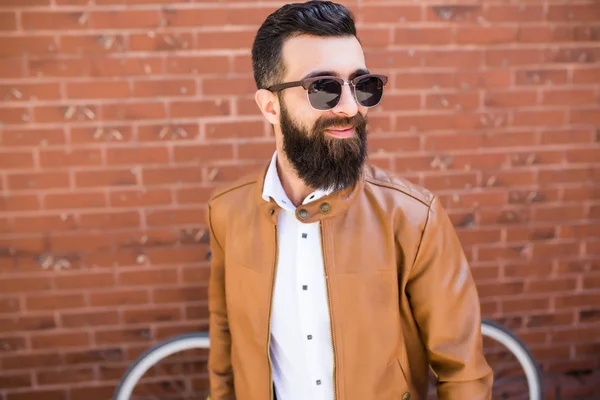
left=261, top=151, right=334, bottom=211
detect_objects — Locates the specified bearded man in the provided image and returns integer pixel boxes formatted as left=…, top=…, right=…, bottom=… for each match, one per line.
left=205, top=1, right=493, bottom=400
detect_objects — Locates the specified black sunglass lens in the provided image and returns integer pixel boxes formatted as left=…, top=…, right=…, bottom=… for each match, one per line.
left=355, top=77, right=384, bottom=107
left=308, top=79, right=341, bottom=110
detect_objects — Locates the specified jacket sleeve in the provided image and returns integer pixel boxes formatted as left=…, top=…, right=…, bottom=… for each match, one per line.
left=207, top=204, right=235, bottom=399
left=406, top=196, right=493, bottom=399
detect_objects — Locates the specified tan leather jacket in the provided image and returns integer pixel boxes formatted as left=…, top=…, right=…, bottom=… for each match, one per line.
left=207, top=162, right=493, bottom=400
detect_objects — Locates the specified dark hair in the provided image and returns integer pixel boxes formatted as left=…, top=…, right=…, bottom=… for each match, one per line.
left=251, top=0, right=358, bottom=90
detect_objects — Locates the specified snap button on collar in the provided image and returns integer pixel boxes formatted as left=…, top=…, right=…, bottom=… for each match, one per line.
left=298, top=209, right=309, bottom=219
left=320, top=202, right=331, bottom=214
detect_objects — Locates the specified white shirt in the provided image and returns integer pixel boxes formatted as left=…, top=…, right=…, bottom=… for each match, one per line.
left=262, top=151, right=335, bottom=400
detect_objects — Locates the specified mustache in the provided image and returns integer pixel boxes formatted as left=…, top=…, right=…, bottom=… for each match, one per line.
left=312, top=113, right=367, bottom=134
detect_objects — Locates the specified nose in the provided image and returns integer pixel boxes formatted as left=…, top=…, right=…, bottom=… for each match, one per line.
left=332, top=82, right=359, bottom=117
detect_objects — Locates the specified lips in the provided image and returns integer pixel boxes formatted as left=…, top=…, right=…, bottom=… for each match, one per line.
left=326, top=126, right=354, bottom=138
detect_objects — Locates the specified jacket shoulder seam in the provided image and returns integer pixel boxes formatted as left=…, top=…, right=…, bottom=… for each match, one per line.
left=365, top=177, right=433, bottom=209
left=209, top=179, right=256, bottom=202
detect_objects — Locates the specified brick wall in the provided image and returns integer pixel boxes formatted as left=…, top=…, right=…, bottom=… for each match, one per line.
left=0, top=0, right=599, bottom=399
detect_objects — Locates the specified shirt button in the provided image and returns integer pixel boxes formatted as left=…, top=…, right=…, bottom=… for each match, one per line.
left=320, top=202, right=330, bottom=213
left=307, top=335, right=313, bottom=340
left=298, top=209, right=309, bottom=219
left=316, top=380, right=321, bottom=385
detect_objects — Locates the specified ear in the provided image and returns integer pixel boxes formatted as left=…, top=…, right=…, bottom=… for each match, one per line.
left=255, top=89, right=280, bottom=126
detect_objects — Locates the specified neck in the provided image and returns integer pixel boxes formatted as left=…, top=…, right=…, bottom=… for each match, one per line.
left=275, top=152, right=315, bottom=207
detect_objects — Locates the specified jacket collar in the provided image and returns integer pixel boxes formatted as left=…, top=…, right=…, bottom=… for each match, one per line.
left=256, top=152, right=365, bottom=225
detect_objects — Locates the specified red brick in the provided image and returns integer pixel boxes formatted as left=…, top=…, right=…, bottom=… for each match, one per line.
left=237, top=142, right=276, bottom=160
left=118, top=268, right=178, bottom=286
left=481, top=131, right=537, bottom=148
left=49, top=233, right=111, bottom=253
left=2, top=352, right=61, bottom=370
left=540, top=128, right=594, bottom=145
left=486, top=49, right=544, bottom=66
left=368, top=135, right=420, bottom=153
left=484, top=90, right=538, bottom=107
left=31, top=331, right=90, bottom=349
left=0, top=297, right=21, bottom=313
left=56, top=272, right=116, bottom=290
left=173, top=143, right=234, bottom=163
left=543, top=88, right=596, bottom=106
left=169, top=99, right=230, bottom=118
left=205, top=120, right=265, bottom=139
left=39, top=149, right=102, bottom=168
left=502, top=297, right=550, bottom=313
left=60, top=310, right=119, bottom=328
left=7, top=171, right=70, bottom=190
left=394, top=27, right=452, bottom=45
left=358, top=27, right=391, bottom=47
left=485, top=5, right=545, bottom=22
left=143, top=166, right=203, bottom=185
left=572, top=67, right=600, bottom=84
left=131, top=32, right=194, bottom=52
left=26, top=293, right=86, bottom=311
left=110, top=188, right=172, bottom=207
left=196, top=30, right=254, bottom=50
left=365, top=49, right=423, bottom=69
left=422, top=172, right=477, bottom=191
left=103, top=102, right=166, bottom=121
left=517, top=26, right=574, bottom=43
left=0, top=12, right=17, bottom=31
left=71, top=125, right=134, bottom=144
left=548, top=4, right=600, bottom=22
left=44, top=191, right=106, bottom=209
left=0, top=82, right=61, bottom=101
left=0, top=372, right=32, bottom=389
left=60, top=34, right=128, bottom=55
left=37, top=367, right=95, bottom=385
left=7, top=390, right=67, bottom=400
left=122, top=306, right=182, bottom=324
left=203, top=77, right=258, bottom=96
left=544, top=46, right=600, bottom=64
left=0, top=106, right=30, bottom=124
left=88, top=57, right=164, bottom=77
left=89, top=289, right=149, bottom=307
left=67, top=80, right=131, bottom=99
left=22, top=11, right=86, bottom=30
left=34, top=104, right=99, bottom=123
left=512, top=109, right=566, bottom=126
left=106, top=146, right=169, bottom=165
left=0, top=36, right=57, bottom=57
left=424, top=49, right=484, bottom=68
left=90, top=10, right=160, bottom=29
left=152, top=286, right=207, bottom=303
left=133, top=78, right=196, bottom=97
left=0, top=151, right=34, bottom=169
left=455, top=26, right=518, bottom=45
left=75, top=169, right=137, bottom=188
left=176, top=187, right=213, bottom=205
left=12, top=214, right=77, bottom=233
left=146, top=207, right=205, bottom=226
left=425, top=92, right=479, bottom=110
left=167, top=55, right=230, bottom=75
left=70, top=384, right=115, bottom=400
left=362, top=5, right=421, bottom=23
left=539, top=167, right=594, bottom=185
left=423, top=132, right=482, bottom=151
left=1, top=128, right=65, bottom=147
left=570, top=107, right=600, bottom=124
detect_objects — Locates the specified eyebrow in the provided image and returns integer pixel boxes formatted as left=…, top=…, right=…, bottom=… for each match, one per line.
left=301, top=68, right=370, bottom=81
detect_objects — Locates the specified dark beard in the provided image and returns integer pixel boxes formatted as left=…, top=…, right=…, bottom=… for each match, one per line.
left=279, top=102, right=368, bottom=192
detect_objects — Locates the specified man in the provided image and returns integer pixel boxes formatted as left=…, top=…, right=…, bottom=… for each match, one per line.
left=206, top=1, right=493, bottom=399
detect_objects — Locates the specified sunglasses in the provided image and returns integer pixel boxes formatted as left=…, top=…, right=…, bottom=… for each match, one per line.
left=267, top=73, right=388, bottom=111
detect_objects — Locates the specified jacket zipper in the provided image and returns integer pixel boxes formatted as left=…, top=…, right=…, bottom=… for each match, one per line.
left=267, top=224, right=278, bottom=400
left=320, top=223, right=338, bottom=400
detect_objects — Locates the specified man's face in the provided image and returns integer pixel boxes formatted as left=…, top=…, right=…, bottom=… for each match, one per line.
left=276, top=35, right=370, bottom=191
